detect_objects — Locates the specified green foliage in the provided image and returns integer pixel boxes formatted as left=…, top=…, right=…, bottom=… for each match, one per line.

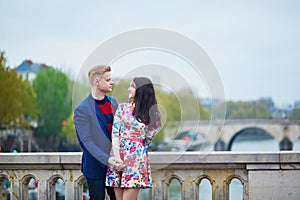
left=288, top=108, right=300, bottom=120
left=111, top=79, right=211, bottom=145
left=110, top=79, right=131, bottom=103
left=156, top=89, right=181, bottom=121
left=0, top=51, right=37, bottom=127
left=257, top=97, right=275, bottom=112
left=153, top=89, right=180, bottom=144
left=60, top=112, right=77, bottom=143
left=176, top=89, right=210, bottom=120
left=217, top=100, right=272, bottom=119
left=33, top=68, right=72, bottom=136
left=156, top=88, right=210, bottom=144
left=71, top=78, right=90, bottom=110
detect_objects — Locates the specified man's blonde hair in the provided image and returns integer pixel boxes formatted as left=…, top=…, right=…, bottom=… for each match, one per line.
left=88, top=65, right=111, bottom=85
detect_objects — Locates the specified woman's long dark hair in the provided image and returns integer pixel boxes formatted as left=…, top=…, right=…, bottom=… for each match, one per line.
left=132, top=77, right=160, bottom=128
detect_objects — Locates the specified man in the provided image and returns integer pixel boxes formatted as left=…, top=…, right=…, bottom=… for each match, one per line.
left=74, top=65, right=123, bottom=200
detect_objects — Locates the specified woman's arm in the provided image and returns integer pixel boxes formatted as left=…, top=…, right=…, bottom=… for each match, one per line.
left=111, top=104, right=123, bottom=160
left=145, top=111, right=161, bottom=148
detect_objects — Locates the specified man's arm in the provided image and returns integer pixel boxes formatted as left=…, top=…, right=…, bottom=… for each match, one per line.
left=74, top=106, right=110, bottom=166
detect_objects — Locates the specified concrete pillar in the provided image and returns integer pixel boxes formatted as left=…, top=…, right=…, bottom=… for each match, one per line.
left=65, top=170, right=82, bottom=200
left=214, top=139, right=226, bottom=151
left=152, top=174, right=163, bottom=200
left=279, top=136, right=293, bottom=150
left=183, top=176, right=195, bottom=200
left=38, top=178, right=49, bottom=200
left=74, top=175, right=86, bottom=200
left=8, top=171, right=20, bottom=200
left=65, top=180, right=75, bottom=199
left=204, top=169, right=235, bottom=200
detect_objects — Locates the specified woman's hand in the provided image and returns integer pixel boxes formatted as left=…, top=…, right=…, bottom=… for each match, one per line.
left=108, top=156, right=125, bottom=170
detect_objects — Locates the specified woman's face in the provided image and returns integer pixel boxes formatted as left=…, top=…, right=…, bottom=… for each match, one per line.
left=128, top=80, right=136, bottom=100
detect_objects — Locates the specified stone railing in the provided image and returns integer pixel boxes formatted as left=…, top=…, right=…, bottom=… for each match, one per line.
left=0, top=151, right=300, bottom=200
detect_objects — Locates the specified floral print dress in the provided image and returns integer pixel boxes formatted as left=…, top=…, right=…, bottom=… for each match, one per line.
left=106, top=103, right=160, bottom=188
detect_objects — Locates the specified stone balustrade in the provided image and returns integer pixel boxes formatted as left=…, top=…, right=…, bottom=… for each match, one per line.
left=0, top=151, right=300, bottom=200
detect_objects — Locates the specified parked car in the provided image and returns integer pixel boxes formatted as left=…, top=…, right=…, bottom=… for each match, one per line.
left=160, top=130, right=207, bottom=151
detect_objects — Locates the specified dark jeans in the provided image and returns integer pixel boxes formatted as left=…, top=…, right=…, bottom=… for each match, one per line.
left=86, top=178, right=116, bottom=200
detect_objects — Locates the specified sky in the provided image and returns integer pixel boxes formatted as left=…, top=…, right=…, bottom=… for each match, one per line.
left=1, top=0, right=300, bottom=107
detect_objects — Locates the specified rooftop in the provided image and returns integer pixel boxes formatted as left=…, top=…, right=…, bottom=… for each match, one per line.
left=15, top=60, right=48, bottom=73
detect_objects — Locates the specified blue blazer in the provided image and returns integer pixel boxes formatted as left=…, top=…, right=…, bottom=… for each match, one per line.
left=74, top=93, right=118, bottom=179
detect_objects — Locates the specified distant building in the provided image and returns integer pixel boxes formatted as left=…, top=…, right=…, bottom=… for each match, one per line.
left=294, top=100, right=300, bottom=109
left=15, top=60, right=48, bottom=81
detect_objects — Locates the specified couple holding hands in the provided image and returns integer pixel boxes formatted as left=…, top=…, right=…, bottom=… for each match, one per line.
left=74, top=65, right=161, bottom=200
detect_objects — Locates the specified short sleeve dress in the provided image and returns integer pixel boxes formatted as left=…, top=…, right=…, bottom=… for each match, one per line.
left=106, top=103, right=160, bottom=188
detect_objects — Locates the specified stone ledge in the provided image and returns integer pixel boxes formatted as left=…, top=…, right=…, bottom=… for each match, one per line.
left=149, top=151, right=282, bottom=164
left=246, top=164, right=280, bottom=170
left=280, top=151, right=300, bottom=162
left=0, top=152, right=299, bottom=169
left=0, top=152, right=82, bottom=165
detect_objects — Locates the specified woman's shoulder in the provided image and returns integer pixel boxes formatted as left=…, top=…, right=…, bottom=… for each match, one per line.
left=118, top=102, right=133, bottom=110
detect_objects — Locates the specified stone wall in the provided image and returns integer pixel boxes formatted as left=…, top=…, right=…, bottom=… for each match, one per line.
left=0, top=151, right=299, bottom=200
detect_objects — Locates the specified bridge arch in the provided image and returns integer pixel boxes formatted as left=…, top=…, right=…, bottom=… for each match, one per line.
left=180, top=119, right=300, bottom=151
left=163, top=175, right=184, bottom=200
left=228, top=127, right=278, bottom=151
left=293, top=136, right=300, bottom=150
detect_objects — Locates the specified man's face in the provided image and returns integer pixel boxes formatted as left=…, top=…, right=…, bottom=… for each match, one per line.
left=96, top=71, right=113, bottom=93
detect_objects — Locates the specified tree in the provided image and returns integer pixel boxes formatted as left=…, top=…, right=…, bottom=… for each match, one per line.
left=110, top=78, right=131, bottom=103
left=106, top=78, right=210, bottom=147
left=177, top=89, right=210, bottom=121
left=219, top=100, right=271, bottom=119
left=0, top=51, right=37, bottom=127
left=154, top=87, right=210, bottom=146
left=258, top=97, right=275, bottom=113
left=288, top=108, right=300, bottom=120
left=33, top=68, right=72, bottom=136
left=60, top=112, right=77, bottom=143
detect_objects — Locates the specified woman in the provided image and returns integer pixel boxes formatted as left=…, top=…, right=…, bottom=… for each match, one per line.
left=106, top=77, right=161, bottom=200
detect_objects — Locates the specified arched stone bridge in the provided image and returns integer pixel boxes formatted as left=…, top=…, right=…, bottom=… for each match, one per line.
left=179, top=119, right=300, bottom=151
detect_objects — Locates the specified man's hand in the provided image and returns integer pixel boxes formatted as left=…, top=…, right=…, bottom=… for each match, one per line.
left=108, top=157, right=124, bottom=170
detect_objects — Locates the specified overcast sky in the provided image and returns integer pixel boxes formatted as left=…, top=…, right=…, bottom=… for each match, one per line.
left=1, top=0, right=299, bottom=107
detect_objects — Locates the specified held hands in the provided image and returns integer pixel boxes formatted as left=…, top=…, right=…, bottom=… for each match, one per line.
left=108, top=156, right=125, bottom=170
